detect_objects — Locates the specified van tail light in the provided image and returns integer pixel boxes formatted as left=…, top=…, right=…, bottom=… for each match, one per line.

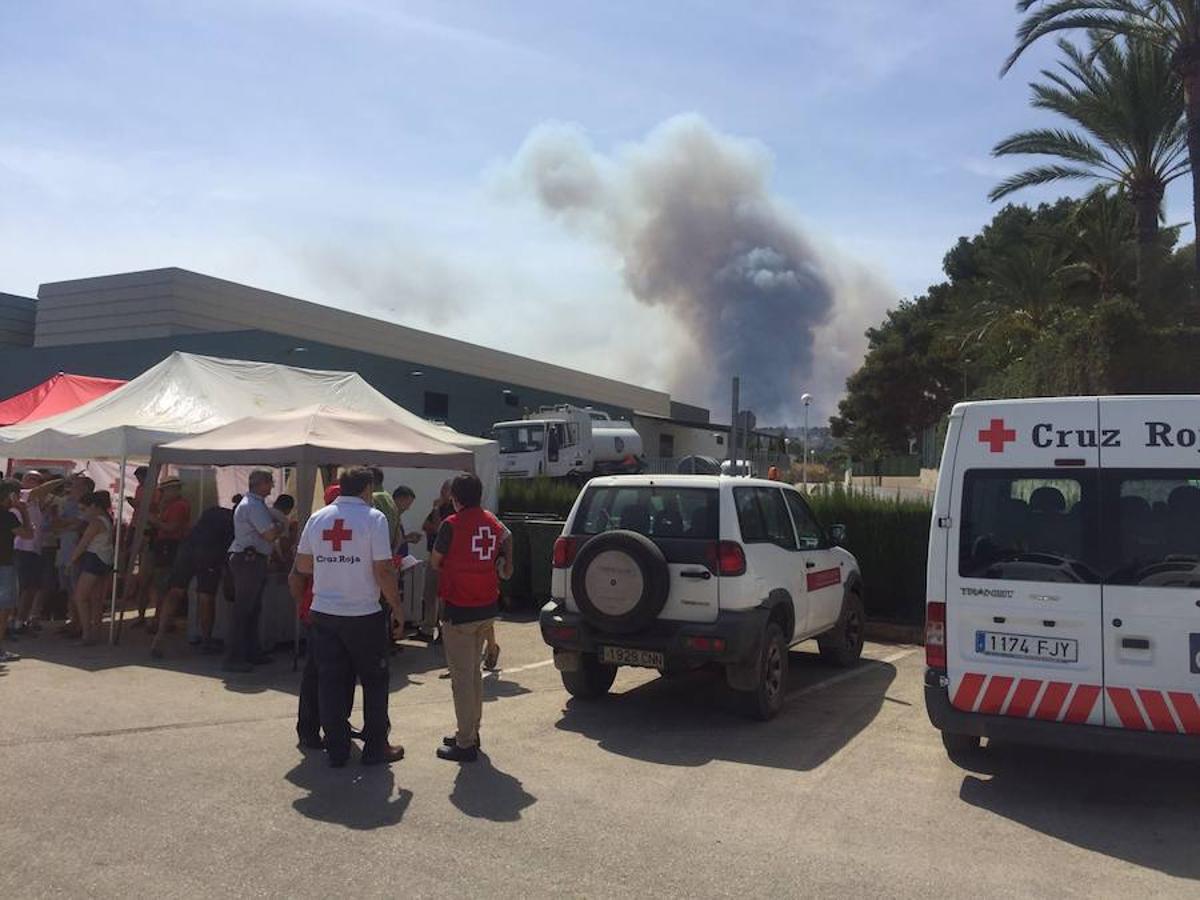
left=706, top=541, right=746, bottom=577
left=925, top=601, right=947, bottom=670
left=553, top=536, right=580, bottom=569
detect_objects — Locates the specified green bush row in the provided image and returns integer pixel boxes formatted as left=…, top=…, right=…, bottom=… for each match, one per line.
left=807, top=486, right=931, bottom=625
left=498, top=477, right=580, bottom=518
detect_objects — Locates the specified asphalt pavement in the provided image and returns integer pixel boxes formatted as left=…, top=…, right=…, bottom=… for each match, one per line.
left=1, top=616, right=1197, bottom=898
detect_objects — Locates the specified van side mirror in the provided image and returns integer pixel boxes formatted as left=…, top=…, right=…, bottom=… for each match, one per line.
left=829, top=524, right=847, bottom=546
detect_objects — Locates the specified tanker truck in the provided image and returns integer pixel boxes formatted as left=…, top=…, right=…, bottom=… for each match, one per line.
left=493, top=404, right=644, bottom=480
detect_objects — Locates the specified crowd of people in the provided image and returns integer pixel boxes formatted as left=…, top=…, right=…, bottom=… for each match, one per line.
left=0, top=464, right=510, bottom=767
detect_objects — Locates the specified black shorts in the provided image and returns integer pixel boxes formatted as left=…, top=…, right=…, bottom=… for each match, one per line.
left=79, top=552, right=112, bottom=578
left=167, top=543, right=226, bottom=595
left=14, top=550, right=42, bottom=590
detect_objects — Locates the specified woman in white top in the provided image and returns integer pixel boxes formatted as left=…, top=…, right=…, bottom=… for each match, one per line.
left=68, top=491, right=115, bottom=646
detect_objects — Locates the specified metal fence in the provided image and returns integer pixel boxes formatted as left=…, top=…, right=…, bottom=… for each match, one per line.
left=641, top=453, right=791, bottom=478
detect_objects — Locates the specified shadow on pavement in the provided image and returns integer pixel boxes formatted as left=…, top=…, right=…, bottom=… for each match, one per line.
left=449, top=753, right=537, bottom=822
left=555, top=650, right=897, bottom=772
left=10, top=625, right=451, bottom=699
left=957, top=742, right=1200, bottom=880
left=285, top=751, right=412, bottom=829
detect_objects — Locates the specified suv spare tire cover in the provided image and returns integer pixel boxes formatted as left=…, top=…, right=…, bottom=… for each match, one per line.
left=571, top=530, right=670, bottom=634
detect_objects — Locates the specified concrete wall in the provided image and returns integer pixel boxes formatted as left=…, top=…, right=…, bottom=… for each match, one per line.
left=0, top=330, right=639, bottom=439
left=0, top=293, right=35, bottom=347
left=34, top=268, right=672, bottom=417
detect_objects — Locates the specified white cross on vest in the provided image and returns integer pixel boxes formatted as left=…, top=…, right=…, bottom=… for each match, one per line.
left=471, top=526, right=497, bottom=561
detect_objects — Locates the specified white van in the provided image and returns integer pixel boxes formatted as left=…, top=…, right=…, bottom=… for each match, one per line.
left=925, top=397, right=1200, bottom=758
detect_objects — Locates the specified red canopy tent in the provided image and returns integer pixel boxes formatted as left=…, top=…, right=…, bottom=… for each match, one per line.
left=0, top=372, right=126, bottom=426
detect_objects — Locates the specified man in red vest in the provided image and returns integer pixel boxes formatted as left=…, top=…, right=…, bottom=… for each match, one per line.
left=430, top=473, right=511, bottom=762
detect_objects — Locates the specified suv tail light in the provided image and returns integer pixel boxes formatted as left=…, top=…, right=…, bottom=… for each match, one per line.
left=925, top=601, right=946, bottom=670
left=553, top=536, right=580, bottom=569
left=706, top=541, right=746, bottom=577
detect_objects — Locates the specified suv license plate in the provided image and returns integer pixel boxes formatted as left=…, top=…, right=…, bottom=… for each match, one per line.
left=600, top=646, right=664, bottom=668
left=975, top=631, right=1078, bottom=663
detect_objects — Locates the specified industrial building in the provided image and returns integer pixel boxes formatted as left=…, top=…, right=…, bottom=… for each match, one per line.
left=0, top=268, right=763, bottom=459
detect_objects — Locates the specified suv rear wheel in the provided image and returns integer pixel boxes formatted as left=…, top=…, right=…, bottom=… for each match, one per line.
left=818, top=590, right=865, bottom=668
left=561, top=652, right=618, bottom=700
left=737, top=622, right=788, bottom=721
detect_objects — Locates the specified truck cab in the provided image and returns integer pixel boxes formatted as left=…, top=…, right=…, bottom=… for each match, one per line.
left=495, top=404, right=643, bottom=479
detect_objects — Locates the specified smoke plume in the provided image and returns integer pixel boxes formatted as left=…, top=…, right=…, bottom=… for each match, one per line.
left=508, top=114, right=890, bottom=423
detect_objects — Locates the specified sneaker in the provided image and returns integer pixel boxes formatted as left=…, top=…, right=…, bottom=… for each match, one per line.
left=361, top=743, right=405, bottom=766
left=436, top=743, right=478, bottom=763
left=482, top=645, right=500, bottom=671
left=442, top=734, right=481, bottom=749
left=0, top=649, right=20, bottom=662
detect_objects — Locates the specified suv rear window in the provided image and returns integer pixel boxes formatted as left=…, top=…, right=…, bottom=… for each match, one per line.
left=572, top=486, right=719, bottom=539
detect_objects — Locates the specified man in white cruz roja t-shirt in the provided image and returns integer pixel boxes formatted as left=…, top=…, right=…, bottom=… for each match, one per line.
left=293, top=467, right=405, bottom=769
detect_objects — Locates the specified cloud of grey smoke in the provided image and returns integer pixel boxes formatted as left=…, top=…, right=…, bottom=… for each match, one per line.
left=507, top=114, right=891, bottom=423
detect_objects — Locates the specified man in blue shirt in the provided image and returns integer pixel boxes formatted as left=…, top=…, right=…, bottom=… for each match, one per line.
left=224, top=470, right=281, bottom=673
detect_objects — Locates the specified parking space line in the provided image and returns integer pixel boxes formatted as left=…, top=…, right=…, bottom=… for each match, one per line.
left=793, top=648, right=916, bottom=698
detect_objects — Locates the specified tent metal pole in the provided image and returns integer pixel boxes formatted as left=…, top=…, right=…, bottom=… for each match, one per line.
left=109, top=456, right=127, bottom=646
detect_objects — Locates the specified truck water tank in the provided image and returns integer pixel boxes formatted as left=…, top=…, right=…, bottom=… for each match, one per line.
left=592, top=423, right=644, bottom=464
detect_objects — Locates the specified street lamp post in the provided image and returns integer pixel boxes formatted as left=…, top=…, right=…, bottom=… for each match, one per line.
left=800, top=393, right=812, bottom=490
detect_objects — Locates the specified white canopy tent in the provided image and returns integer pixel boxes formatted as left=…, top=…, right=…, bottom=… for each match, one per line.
left=147, top=404, right=480, bottom=660
left=0, top=352, right=499, bottom=640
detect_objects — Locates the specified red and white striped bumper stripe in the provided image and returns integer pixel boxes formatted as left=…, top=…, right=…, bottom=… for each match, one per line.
left=1105, top=686, right=1200, bottom=734
left=952, top=673, right=1101, bottom=724
left=952, top=673, right=1200, bottom=733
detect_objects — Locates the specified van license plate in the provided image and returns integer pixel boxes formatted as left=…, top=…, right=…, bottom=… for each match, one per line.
left=975, top=631, right=1078, bottom=663
left=600, top=647, right=664, bottom=668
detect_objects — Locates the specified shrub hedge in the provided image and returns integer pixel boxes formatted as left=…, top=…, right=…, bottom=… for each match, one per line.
left=807, top=486, right=930, bottom=625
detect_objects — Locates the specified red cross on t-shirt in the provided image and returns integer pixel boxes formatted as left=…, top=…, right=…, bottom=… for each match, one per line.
left=978, top=418, right=1017, bottom=453
left=322, top=518, right=353, bottom=551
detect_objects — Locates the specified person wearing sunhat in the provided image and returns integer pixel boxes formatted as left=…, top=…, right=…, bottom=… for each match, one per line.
left=147, top=476, right=191, bottom=635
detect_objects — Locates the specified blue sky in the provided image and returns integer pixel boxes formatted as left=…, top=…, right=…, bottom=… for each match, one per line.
left=2, top=1, right=1188, bottom=421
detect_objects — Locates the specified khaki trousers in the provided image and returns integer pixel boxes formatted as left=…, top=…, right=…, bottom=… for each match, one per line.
left=442, top=617, right=493, bottom=748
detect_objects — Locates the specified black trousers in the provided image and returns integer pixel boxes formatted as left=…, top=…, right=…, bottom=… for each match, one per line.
left=297, top=624, right=356, bottom=739
left=311, top=610, right=391, bottom=762
left=226, top=552, right=268, bottom=665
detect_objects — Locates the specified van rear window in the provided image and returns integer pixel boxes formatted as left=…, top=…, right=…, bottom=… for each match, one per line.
left=959, top=470, right=1101, bottom=583
left=1106, top=470, right=1200, bottom=587
left=960, top=468, right=1200, bottom=587
left=572, top=486, right=719, bottom=539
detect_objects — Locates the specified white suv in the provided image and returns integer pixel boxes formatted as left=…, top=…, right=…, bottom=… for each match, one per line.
left=539, top=475, right=865, bottom=719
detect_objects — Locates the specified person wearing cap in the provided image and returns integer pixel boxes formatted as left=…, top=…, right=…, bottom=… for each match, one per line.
left=148, top=477, right=191, bottom=635
left=150, top=494, right=237, bottom=659
left=293, top=467, right=404, bottom=767
left=224, top=470, right=281, bottom=673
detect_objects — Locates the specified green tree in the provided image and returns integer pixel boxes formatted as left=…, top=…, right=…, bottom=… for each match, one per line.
left=1004, top=0, right=1200, bottom=276
left=992, top=35, right=1187, bottom=291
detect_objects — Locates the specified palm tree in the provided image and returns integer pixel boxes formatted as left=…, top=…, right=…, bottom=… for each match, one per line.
left=992, top=35, right=1187, bottom=292
left=1003, top=0, right=1200, bottom=276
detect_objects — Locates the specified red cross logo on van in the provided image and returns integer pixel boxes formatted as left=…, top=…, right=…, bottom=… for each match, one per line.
left=322, top=519, right=353, bottom=551
left=979, top=418, right=1016, bottom=453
